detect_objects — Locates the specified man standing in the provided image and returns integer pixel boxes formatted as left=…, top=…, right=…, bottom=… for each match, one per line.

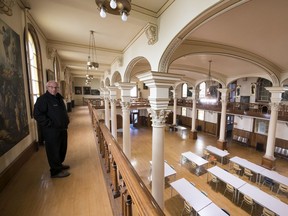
left=34, top=80, right=70, bottom=178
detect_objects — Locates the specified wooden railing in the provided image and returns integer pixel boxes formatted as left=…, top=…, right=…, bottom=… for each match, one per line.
left=88, top=102, right=164, bottom=216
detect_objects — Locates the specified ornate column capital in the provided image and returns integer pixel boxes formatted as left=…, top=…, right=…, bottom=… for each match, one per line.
left=121, top=101, right=131, bottom=111
left=270, top=102, right=280, bottom=112
left=148, top=108, right=171, bottom=127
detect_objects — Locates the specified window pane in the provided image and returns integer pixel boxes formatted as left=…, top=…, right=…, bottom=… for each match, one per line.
left=182, top=107, right=187, bottom=116
left=198, top=110, right=204, bottom=121
left=182, top=83, right=187, bottom=97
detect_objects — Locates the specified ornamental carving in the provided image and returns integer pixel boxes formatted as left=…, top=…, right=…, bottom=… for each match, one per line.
left=148, top=108, right=171, bottom=126
left=269, top=102, right=280, bottom=112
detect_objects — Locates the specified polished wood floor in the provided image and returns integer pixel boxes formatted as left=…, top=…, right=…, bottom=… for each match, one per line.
left=0, top=106, right=287, bottom=216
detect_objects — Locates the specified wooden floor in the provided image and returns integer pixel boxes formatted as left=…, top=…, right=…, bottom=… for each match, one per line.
left=0, top=106, right=287, bottom=216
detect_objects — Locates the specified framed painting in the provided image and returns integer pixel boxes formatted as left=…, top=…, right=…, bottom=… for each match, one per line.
left=83, top=86, right=91, bottom=95
left=75, top=86, right=82, bottom=95
left=46, top=69, right=55, bottom=81
left=91, top=89, right=100, bottom=95
left=0, top=18, right=29, bottom=156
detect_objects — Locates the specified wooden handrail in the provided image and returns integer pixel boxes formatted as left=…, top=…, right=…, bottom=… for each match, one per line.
left=89, top=103, right=164, bottom=216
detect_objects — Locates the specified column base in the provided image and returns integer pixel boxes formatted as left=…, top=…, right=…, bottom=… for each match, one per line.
left=261, top=156, right=276, bottom=170
left=217, top=140, right=227, bottom=150
left=189, top=131, right=197, bottom=140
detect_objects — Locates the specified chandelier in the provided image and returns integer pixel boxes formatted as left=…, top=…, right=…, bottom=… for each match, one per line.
left=0, top=0, right=15, bottom=16
left=87, top=30, right=99, bottom=70
left=200, top=60, right=217, bottom=104
left=95, top=0, right=131, bottom=22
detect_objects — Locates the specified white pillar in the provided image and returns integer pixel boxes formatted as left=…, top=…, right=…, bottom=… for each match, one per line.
left=110, top=99, right=117, bottom=141
left=217, top=88, right=229, bottom=150
left=101, top=88, right=111, bottom=130
left=121, top=102, right=131, bottom=159
left=264, top=87, right=286, bottom=159
left=170, top=90, right=177, bottom=125
left=149, top=109, right=170, bottom=209
left=190, top=89, right=198, bottom=132
left=115, top=82, right=135, bottom=160
left=137, top=71, right=182, bottom=209
left=108, top=86, right=118, bottom=141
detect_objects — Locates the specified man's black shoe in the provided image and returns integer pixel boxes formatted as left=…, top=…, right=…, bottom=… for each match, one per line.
left=61, top=164, right=70, bottom=170
left=51, top=170, right=70, bottom=178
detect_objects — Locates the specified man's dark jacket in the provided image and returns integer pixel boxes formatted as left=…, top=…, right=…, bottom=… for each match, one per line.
left=34, top=91, right=69, bottom=129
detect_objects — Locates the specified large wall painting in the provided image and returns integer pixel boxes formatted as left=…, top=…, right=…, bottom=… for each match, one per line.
left=0, top=18, right=29, bottom=156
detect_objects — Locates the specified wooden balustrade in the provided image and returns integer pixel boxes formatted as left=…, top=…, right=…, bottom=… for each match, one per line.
left=88, top=102, right=164, bottom=216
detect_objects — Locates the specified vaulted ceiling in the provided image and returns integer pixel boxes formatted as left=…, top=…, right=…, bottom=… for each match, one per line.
left=26, top=0, right=288, bottom=86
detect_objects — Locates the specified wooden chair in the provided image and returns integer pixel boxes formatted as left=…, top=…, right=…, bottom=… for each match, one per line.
left=209, top=173, right=220, bottom=192
left=224, top=183, right=235, bottom=202
left=209, top=155, right=217, bottom=166
left=181, top=200, right=194, bottom=216
left=191, top=162, right=200, bottom=176
left=261, top=207, right=275, bottom=216
left=241, top=195, right=255, bottom=215
left=276, top=183, right=288, bottom=196
left=243, top=168, right=253, bottom=181
left=203, top=150, right=210, bottom=160
left=232, top=163, right=242, bottom=176
left=261, top=177, right=274, bottom=191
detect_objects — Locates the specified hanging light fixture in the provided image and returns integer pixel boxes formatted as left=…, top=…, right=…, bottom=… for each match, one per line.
left=87, top=30, right=99, bottom=70
left=95, top=0, right=131, bottom=22
left=200, top=60, right=217, bottom=104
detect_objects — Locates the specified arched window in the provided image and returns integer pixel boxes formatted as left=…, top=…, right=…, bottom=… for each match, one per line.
left=199, top=82, right=206, bottom=99
left=25, top=24, right=43, bottom=116
left=182, top=83, right=188, bottom=97
left=256, top=78, right=272, bottom=102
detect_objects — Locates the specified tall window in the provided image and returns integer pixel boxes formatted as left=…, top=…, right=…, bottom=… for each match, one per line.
left=256, top=78, right=272, bottom=102
left=25, top=25, right=43, bottom=115
left=199, top=82, right=206, bottom=99
left=182, top=83, right=188, bottom=97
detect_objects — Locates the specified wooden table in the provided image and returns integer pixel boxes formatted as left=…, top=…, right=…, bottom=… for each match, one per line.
left=170, top=178, right=212, bottom=212
left=238, top=183, right=288, bottom=216
left=229, top=156, right=266, bottom=183
left=198, top=203, right=229, bottom=216
left=148, top=161, right=176, bottom=182
left=207, top=166, right=246, bottom=202
left=206, top=145, right=229, bottom=164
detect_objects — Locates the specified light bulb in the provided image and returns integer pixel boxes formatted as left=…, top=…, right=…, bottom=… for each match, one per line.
left=121, top=11, right=127, bottom=21
left=110, top=0, right=117, bottom=9
left=100, top=7, right=106, bottom=18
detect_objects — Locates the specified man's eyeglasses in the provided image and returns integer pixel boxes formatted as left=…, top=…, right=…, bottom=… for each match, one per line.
left=48, top=86, right=59, bottom=89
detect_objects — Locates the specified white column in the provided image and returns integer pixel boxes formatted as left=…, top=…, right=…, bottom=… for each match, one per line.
left=264, top=87, right=286, bottom=159
left=108, top=86, right=118, bottom=141
left=149, top=109, right=170, bottom=209
left=115, top=82, right=135, bottom=160
left=170, top=90, right=177, bottom=125
left=217, top=88, right=229, bottom=142
left=101, top=88, right=111, bottom=130
left=110, top=99, right=117, bottom=141
left=190, top=89, right=198, bottom=132
left=121, top=102, right=131, bottom=159
left=137, top=71, right=182, bottom=209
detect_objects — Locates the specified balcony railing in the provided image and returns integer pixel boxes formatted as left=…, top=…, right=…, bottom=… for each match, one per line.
left=88, top=102, right=164, bottom=216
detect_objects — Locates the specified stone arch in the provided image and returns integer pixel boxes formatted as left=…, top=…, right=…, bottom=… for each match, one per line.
left=123, top=56, right=151, bottom=82
left=111, top=71, right=122, bottom=85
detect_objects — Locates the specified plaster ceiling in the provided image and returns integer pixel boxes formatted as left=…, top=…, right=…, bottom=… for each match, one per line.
left=25, top=0, right=288, bottom=85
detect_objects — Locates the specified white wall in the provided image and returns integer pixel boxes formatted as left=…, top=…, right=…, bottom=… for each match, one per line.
left=233, top=115, right=254, bottom=132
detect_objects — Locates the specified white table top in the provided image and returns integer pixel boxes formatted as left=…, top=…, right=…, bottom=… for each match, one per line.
left=181, top=151, right=208, bottom=166
left=238, top=183, right=288, bottom=216
left=207, top=166, right=246, bottom=189
left=149, top=161, right=176, bottom=179
left=206, top=145, right=230, bottom=158
left=170, top=178, right=212, bottom=212
left=198, top=203, right=229, bottom=216
left=261, top=169, right=288, bottom=187
left=230, top=156, right=266, bottom=174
